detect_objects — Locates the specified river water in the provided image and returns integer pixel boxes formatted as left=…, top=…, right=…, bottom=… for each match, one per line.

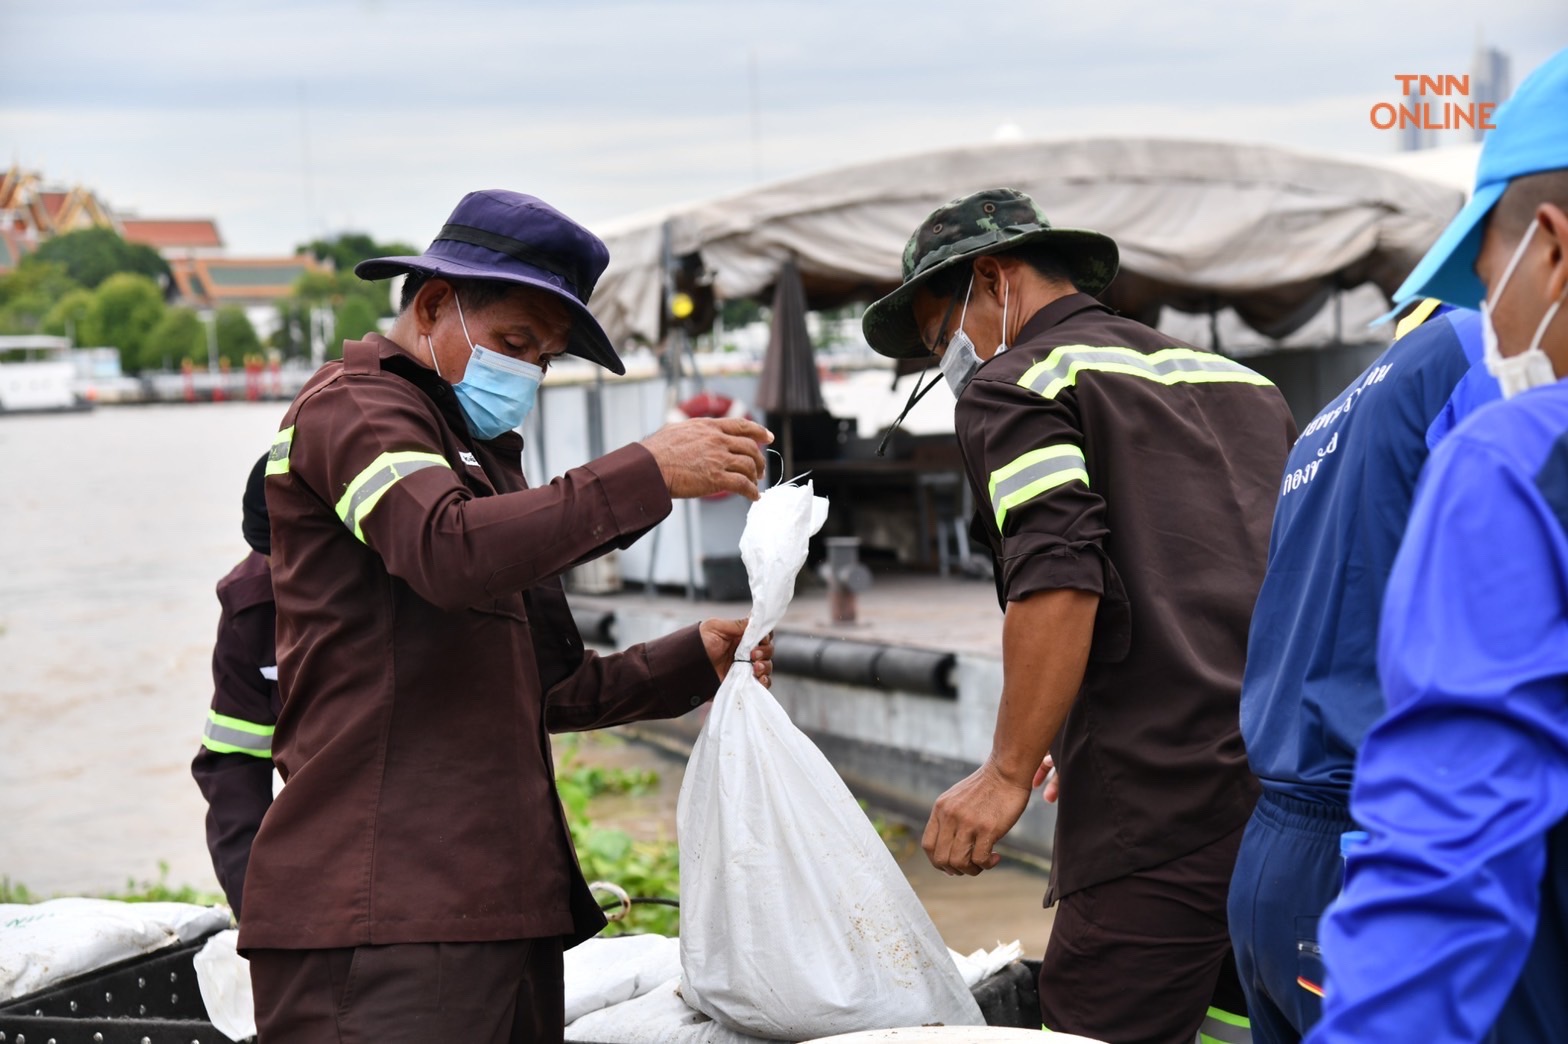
left=0, top=404, right=1051, bottom=955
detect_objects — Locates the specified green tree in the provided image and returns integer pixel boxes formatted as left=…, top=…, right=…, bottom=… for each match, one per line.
left=42, top=288, right=102, bottom=345
left=334, top=296, right=379, bottom=344
left=91, top=273, right=166, bottom=371
left=33, top=227, right=170, bottom=290
left=146, top=307, right=206, bottom=364
left=0, top=258, right=81, bottom=333
left=215, top=307, right=261, bottom=364
left=275, top=265, right=392, bottom=361
left=299, top=232, right=419, bottom=280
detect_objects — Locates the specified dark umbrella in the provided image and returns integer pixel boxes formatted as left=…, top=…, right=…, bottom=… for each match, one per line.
left=755, top=257, right=824, bottom=479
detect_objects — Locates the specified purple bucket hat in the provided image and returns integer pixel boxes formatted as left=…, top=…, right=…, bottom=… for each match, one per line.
left=356, top=189, right=624, bottom=375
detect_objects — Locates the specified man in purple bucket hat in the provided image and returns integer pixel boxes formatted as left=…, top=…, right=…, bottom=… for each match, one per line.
left=238, top=190, right=775, bottom=1041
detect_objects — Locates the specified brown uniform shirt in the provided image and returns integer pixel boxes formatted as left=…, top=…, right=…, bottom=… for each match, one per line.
left=239, top=334, right=719, bottom=952
left=191, top=550, right=280, bottom=918
left=955, top=293, right=1295, bottom=902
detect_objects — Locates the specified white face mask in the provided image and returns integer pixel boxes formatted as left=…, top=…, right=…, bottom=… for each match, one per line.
left=1483, top=222, right=1568, bottom=400
left=939, top=273, right=1009, bottom=398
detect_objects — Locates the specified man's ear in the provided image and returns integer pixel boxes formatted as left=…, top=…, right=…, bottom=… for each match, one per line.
left=1541, top=204, right=1568, bottom=302
left=972, top=256, right=1005, bottom=301
left=415, top=278, right=452, bottom=334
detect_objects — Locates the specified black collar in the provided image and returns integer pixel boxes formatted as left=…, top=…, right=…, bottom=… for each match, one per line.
left=1014, top=292, right=1109, bottom=346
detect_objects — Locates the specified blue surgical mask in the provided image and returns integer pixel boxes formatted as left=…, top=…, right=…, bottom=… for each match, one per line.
left=431, top=294, right=544, bottom=440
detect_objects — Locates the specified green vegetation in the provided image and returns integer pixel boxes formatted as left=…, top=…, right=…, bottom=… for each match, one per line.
left=145, top=307, right=207, bottom=365
left=555, top=735, right=680, bottom=937
left=91, top=273, right=166, bottom=369
left=0, top=863, right=224, bottom=907
left=215, top=306, right=261, bottom=363
left=333, top=295, right=380, bottom=345
left=33, top=227, right=169, bottom=290
left=0, top=232, right=266, bottom=372
left=0, top=259, right=79, bottom=334
left=274, top=230, right=414, bottom=357
left=0, top=876, right=37, bottom=904
left=298, top=232, right=418, bottom=276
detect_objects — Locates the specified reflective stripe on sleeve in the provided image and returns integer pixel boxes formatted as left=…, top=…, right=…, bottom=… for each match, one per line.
left=1198, top=1005, right=1252, bottom=1044
left=1394, top=297, right=1443, bottom=341
left=1018, top=345, right=1274, bottom=401
left=988, top=444, right=1089, bottom=530
left=334, top=451, right=452, bottom=542
left=266, top=426, right=295, bottom=476
left=201, top=709, right=274, bottom=758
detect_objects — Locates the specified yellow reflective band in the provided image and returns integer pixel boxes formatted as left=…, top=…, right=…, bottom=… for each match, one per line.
left=266, top=426, right=295, bottom=476
left=1394, top=297, right=1443, bottom=341
left=988, top=444, right=1089, bottom=530
left=334, top=450, right=451, bottom=543
left=1198, top=1005, right=1253, bottom=1044
left=1018, top=345, right=1274, bottom=401
left=202, top=709, right=274, bottom=758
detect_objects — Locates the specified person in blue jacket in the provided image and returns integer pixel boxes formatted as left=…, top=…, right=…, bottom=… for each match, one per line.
left=1308, top=47, right=1568, bottom=1044
left=1228, top=298, right=1494, bottom=1044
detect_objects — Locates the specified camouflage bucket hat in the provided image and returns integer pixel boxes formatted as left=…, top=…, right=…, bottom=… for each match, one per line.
left=861, top=187, right=1119, bottom=359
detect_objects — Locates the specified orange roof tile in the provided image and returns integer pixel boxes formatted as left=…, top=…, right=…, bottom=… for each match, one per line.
left=170, top=255, right=322, bottom=303
left=120, top=218, right=224, bottom=250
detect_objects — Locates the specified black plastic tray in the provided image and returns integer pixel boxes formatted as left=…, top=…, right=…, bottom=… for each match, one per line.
left=0, top=933, right=232, bottom=1043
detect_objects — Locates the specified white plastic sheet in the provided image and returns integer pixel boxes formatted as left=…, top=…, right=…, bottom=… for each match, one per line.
left=676, top=482, right=983, bottom=1039
left=564, top=933, right=682, bottom=1024
left=948, top=941, right=1024, bottom=989
left=0, top=898, right=231, bottom=1002
left=192, top=928, right=255, bottom=1042
left=565, top=977, right=766, bottom=1044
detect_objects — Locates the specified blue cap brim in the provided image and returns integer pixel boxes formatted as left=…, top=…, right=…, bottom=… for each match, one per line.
left=1391, top=181, right=1505, bottom=310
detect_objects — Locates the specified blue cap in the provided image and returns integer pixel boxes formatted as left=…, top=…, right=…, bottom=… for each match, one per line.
left=356, top=190, right=624, bottom=375
left=1393, top=48, right=1568, bottom=309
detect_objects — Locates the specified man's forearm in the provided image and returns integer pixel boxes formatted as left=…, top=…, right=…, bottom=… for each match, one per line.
left=989, top=588, right=1099, bottom=786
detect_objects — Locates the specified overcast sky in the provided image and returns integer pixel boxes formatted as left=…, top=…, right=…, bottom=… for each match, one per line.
left=2, top=0, right=1563, bottom=255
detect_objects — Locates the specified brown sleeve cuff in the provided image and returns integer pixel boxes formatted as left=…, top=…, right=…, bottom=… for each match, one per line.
left=584, top=443, right=672, bottom=539
left=641, top=622, right=722, bottom=716
left=1002, top=545, right=1106, bottom=602
left=1005, top=546, right=1132, bottom=664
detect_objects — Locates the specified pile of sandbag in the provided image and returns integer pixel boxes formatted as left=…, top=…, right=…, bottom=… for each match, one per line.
left=0, top=897, right=231, bottom=1001
left=562, top=936, right=1023, bottom=1043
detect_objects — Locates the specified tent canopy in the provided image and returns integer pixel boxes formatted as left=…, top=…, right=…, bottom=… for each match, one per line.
left=588, top=137, right=1464, bottom=349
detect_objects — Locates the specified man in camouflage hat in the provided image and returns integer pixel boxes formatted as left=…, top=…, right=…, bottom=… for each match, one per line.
left=865, top=188, right=1294, bottom=1042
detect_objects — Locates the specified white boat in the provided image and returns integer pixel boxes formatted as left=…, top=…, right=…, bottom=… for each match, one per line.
left=0, top=335, right=90, bottom=414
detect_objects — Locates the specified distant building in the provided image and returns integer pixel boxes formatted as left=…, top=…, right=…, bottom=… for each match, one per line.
left=119, top=218, right=225, bottom=260
left=0, top=167, right=117, bottom=270
left=0, top=164, right=319, bottom=343
left=1471, top=44, right=1512, bottom=143
left=169, top=255, right=323, bottom=342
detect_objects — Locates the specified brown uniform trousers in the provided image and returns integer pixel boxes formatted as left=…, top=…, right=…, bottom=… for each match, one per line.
left=250, top=938, right=565, bottom=1043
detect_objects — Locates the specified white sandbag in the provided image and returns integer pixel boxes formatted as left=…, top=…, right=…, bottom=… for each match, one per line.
left=564, top=933, right=682, bottom=1023
left=565, top=976, right=767, bottom=1044
left=677, top=481, right=983, bottom=1039
left=948, top=941, right=1025, bottom=989
left=0, top=898, right=231, bottom=1001
left=192, top=929, right=255, bottom=1042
